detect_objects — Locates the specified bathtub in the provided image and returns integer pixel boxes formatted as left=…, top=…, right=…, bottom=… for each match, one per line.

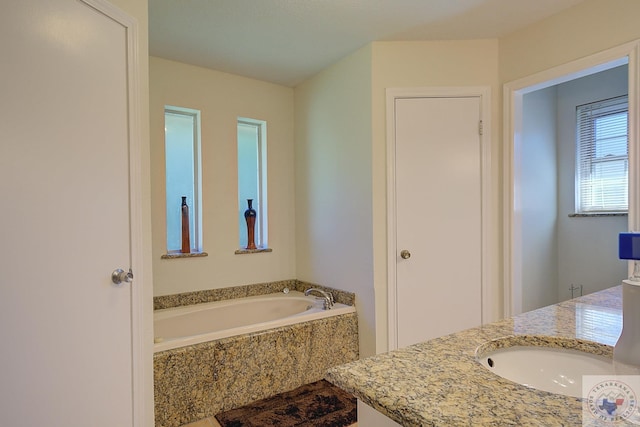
left=154, top=291, right=356, bottom=352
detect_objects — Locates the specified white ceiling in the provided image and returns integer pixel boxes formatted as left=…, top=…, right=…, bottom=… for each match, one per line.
left=149, top=0, right=586, bottom=87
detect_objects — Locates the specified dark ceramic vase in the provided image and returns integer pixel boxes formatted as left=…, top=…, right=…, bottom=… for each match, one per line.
left=244, top=199, right=257, bottom=250
left=181, top=196, right=191, bottom=253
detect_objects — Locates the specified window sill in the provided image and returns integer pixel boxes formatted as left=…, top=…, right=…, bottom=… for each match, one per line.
left=161, top=251, right=208, bottom=259
left=234, top=247, right=273, bottom=255
left=568, top=212, right=628, bottom=218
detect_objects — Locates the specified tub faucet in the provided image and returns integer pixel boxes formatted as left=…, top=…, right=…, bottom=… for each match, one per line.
left=305, top=288, right=334, bottom=310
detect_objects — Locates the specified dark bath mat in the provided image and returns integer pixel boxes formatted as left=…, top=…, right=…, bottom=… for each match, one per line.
left=215, top=379, right=357, bottom=427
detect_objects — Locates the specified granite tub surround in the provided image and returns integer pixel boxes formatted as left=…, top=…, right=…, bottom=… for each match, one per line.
left=326, top=286, right=627, bottom=426
left=154, top=279, right=355, bottom=310
left=154, top=311, right=359, bottom=427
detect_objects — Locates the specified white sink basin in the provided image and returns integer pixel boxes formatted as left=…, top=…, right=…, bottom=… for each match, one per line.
left=476, top=337, right=614, bottom=398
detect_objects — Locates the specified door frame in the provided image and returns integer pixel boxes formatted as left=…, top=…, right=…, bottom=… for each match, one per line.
left=83, top=0, right=148, bottom=424
left=386, top=87, right=495, bottom=351
left=503, top=40, right=640, bottom=317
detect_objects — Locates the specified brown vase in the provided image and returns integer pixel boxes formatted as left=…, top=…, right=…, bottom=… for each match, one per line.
left=244, top=199, right=257, bottom=250
left=181, top=196, right=191, bottom=253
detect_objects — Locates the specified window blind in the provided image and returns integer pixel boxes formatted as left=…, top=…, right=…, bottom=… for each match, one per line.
left=576, top=95, right=628, bottom=213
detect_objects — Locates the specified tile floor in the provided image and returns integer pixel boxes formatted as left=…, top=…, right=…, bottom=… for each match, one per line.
left=181, top=417, right=358, bottom=427
left=182, top=418, right=221, bottom=427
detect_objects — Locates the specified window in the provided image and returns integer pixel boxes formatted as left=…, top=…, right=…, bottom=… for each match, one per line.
left=237, top=118, right=268, bottom=249
left=576, top=95, right=628, bottom=213
left=164, top=106, right=202, bottom=253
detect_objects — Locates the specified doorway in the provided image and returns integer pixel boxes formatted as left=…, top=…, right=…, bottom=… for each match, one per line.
left=386, top=87, right=494, bottom=350
left=504, top=41, right=640, bottom=316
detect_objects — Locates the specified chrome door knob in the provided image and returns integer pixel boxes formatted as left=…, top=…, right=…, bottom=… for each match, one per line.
left=400, top=250, right=411, bottom=259
left=112, top=268, right=133, bottom=285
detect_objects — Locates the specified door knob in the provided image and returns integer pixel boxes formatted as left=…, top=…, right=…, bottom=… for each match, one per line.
left=400, top=250, right=411, bottom=259
left=112, top=268, right=133, bottom=285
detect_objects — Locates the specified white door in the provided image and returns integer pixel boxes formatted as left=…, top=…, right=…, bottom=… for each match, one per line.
left=394, top=96, right=483, bottom=348
left=0, top=1, right=138, bottom=426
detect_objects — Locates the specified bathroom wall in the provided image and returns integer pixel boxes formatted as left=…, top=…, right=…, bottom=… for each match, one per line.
left=294, top=46, right=376, bottom=357
left=360, top=0, right=640, bottom=351
left=500, top=0, right=640, bottom=308
left=147, top=0, right=640, bottom=358
left=150, top=57, right=296, bottom=296
left=499, top=0, right=640, bottom=84
left=370, top=39, right=501, bottom=352
left=295, top=40, right=501, bottom=356
left=521, top=86, right=559, bottom=313
left=555, top=66, right=629, bottom=300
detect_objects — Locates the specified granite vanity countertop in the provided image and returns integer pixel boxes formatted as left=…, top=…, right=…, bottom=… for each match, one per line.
left=326, top=286, right=630, bottom=426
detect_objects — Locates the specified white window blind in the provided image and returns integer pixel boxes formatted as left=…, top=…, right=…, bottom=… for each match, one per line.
left=576, top=95, right=628, bottom=213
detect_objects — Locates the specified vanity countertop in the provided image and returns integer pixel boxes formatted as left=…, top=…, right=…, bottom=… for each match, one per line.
left=326, top=286, right=629, bottom=426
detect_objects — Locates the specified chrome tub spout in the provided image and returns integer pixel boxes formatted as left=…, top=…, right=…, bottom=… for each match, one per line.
left=304, top=288, right=334, bottom=310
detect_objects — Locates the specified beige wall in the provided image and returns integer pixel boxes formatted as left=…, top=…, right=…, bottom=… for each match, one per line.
left=148, top=0, right=640, bottom=362
left=500, top=0, right=640, bottom=315
left=294, top=46, right=376, bottom=357
left=294, top=40, right=501, bottom=356
left=150, top=57, right=296, bottom=296
left=370, top=40, right=501, bottom=352
left=499, top=0, right=640, bottom=83
left=366, top=0, right=640, bottom=354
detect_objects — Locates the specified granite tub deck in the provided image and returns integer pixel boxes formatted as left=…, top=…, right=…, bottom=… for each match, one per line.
left=326, top=286, right=629, bottom=426
left=153, top=279, right=355, bottom=309
left=154, top=281, right=358, bottom=427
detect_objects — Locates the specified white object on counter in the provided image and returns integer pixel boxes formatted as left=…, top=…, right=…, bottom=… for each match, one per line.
left=613, top=279, right=640, bottom=372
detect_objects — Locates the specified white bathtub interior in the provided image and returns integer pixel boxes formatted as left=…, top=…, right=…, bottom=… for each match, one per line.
left=154, top=291, right=356, bottom=352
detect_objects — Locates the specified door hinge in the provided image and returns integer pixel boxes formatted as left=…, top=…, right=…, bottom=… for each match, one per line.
left=479, top=120, right=484, bottom=136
